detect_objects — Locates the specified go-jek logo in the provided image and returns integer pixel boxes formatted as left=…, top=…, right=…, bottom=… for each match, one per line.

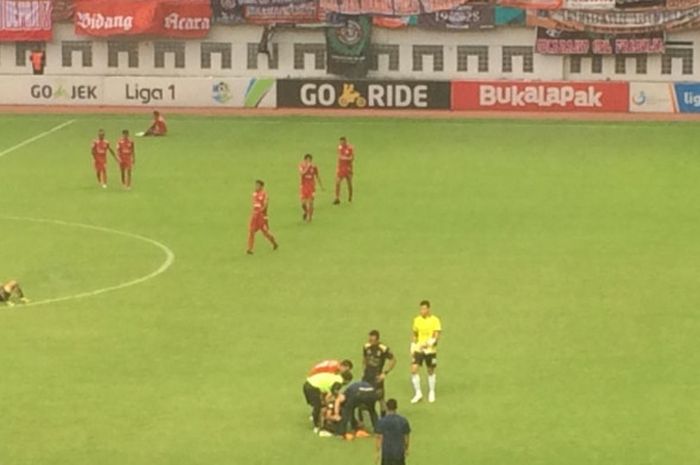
left=212, top=81, right=232, bottom=104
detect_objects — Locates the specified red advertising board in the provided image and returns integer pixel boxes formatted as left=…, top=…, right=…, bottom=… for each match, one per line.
left=74, top=0, right=210, bottom=38
left=0, top=0, right=52, bottom=41
left=451, top=81, right=629, bottom=112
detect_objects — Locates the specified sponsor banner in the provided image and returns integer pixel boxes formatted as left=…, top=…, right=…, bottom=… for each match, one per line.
left=75, top=0, right=211, bottom=38
left=629, top=82, right=675, bottom=113
left=529, top=7, right=700, bottom=33
left=244, top=0, right=319, bottom=23
left=418, top=4, right=494, bottom=30
left=103, top=77, right=275, bottom=107
left=536, top=28, right=665, bottom=55
left=615, top=0, right=665, bottom=7
left=673, top=82, right=700, bottom=113
left=451, top=81, right=629, bottom=112
left=0, top=76, right=276, bottom=108
left=0, top=75, right=103, bottom=105
left=326, top=16, right=372, bottom=78
left=277, top=79, right=450, bottom=110
left=0, top=0, right=53, bottom=41
left=372, top=15, right=415, bottom=28
left=319, top=0, right=467, bottom=16
left=494, top=6, right=525, bottom=25
left=563, top=0, right=615, bottom=8
left=667, top=0, right=700, bottom=7
left=211, top=0, right=244, bottom=24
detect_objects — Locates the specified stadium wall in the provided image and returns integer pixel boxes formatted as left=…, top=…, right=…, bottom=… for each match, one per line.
left=0, top=23, right=699, bottom=82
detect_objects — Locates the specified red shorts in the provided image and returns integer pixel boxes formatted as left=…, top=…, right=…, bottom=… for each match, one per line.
left=94, top=162, right=106, bottom=172
left=249, top=215, right=269, bottom=232
left=120, top=162, right=133, bottom=170
left=300, top=184, right=315, bottom=200
left=337, top=168, right=352, bottom=179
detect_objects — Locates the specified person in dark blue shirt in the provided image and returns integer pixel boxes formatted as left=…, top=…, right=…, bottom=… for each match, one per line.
left=333, top=380, right=379, bottom=439
left=375, top=399, right=411, bottom=465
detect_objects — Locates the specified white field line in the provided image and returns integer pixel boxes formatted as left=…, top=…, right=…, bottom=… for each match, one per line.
left=0, top=119, right=75, bottom=159
left=0, top=216, right=175, bottom=308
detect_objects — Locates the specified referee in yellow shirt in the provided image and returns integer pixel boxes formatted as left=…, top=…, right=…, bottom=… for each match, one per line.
left=410, top=300, right=442, bottom=403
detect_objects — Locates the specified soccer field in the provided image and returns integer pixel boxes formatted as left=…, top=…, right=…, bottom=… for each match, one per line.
left=0, top=113, right=698, bottom=465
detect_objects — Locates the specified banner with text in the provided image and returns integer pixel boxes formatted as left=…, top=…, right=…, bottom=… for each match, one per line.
left=673, top=82, right=700, bottom=113
left=320, top=0, right=467, bottom=16
left=451, top=80, right=629, bottom=112
left=418, top=4, right=494, bottom=29
left=75, top=0, right=211, bottom=38
left=629, top=82, right=675, bottom=113
left=536, top=28, right=665, bottom=55
left=0, top=76, right=276, bottom=108
left=563, top=0, right=615, bottom=8
left=244, top=1, right=319, bottom=23
left=0, top=0, right=53, bottom=41
left=528, top=6, right=700, bottom=33
left=326, top=16, right=372, bottom=78
left=277, top=79, right=450, bottom=109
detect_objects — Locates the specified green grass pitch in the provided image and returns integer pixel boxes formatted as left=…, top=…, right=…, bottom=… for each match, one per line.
left=0, top=113, right=698, bottom=465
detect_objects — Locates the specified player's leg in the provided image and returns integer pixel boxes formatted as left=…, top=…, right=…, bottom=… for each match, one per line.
left=260, top=223, right=278, bottom=250
left=410, top=353, right=423, bottom=403
left=126, top=167, right=132, bottom=188
left=427, top=356, right=437, bottom=403
left=338, top=398, right=357, bottom=440
left=5, top=280, right=27, bottom=303
left=100, top=167, right=107, bottom=187
left=346, top=175, right=353, bottom=202
left=334, top=176, right=342, bottom=204
left=120, top=166, right=126, bottom=187
left=301, top=198, right=308, bottom=221
left=246, top=227, right=257, bottom=254
left=308, top=197, right=314, bottom=222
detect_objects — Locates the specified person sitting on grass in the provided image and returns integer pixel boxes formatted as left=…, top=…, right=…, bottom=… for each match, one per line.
left=136, top=110, right=167, bottom=137
left=0, top=279, right=29, bottom=306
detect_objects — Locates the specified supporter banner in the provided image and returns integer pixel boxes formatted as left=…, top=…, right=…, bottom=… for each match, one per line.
left=530, top=7, right=700, bottom=33
left=52, top=0, right=74, bottom=21
left=326, top=16, right=371, bottom=78
left=494, top=6, right=525, bottom=25
left=536, top=28, right=665, bottom=55
left=673, top=82, right=700, bottom=113
left=211, top=0, right=244, bottom=23
left=497, top=0, right=562, bottom=10
left=277, top=79, right=450, bottom=109
left=320, top=0, right=467, bottom=16
left=244, top=0, right=319, bottom=23
left=418, top=4, right=494, bottom=30
left=75, top=0, right=211, bottom=38
left=563, top=0, right=614, bottom=8
left=629, top=82, right=675, bottom=113
left=615, top=0, right=665, bottom=7
left=451, top=81, right=629, bottom=112
left=372, top=15, right=415, bottom=28
left=0, top=75, right=103, bottom=105
left=667, top=0, right=700, bottom=7
left=0, top=76, right=276, bottom=107
left=0, top=0, right=53, bottom=41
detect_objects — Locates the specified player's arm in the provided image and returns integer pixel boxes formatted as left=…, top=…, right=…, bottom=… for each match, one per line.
left=133, top=144, right=136, bottom=165
left=315, top=169, right=323, bottom=190
left=333, top=392, right=346, bottom=418
left=383, top=351, right=397, bottom=378
left=108, top=145, right=118, bottom=162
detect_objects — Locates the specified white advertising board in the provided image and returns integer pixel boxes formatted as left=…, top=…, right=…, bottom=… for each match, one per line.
left=0, top=75, right=104, bottom=105
left=629, top=82, right=676, bottom=113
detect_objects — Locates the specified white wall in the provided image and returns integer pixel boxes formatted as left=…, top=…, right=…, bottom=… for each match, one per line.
left=0, top=23, right=698, bottom=82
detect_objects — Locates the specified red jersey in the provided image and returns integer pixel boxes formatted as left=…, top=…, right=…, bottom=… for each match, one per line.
left=299, top=162, right=319, bottom=187
left=337, top=143, right=354, bottom=170
left=309, top=359, right=341, bottom=376
left=252, top=190, right=268, bottom=217
left=92, top=139, right=110, bottom=164
left=153, top=116, right=167, bottom=135
left=117, top=137, right=134, bottom=163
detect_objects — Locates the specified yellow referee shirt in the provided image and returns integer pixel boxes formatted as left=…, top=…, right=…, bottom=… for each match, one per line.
left=412, top=315, right=442, bottom=354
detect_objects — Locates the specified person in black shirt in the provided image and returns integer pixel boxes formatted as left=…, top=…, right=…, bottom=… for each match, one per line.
left=375, top=398, right=411, bottom=465
left=362, top=329, right=396, bottom=416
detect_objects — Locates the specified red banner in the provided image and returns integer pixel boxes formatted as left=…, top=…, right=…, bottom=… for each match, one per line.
left=0, top=0, right=53, bottom=41
left=451, top=81, right=629, bottom=113
left=74, top=0, right=210, bottom=38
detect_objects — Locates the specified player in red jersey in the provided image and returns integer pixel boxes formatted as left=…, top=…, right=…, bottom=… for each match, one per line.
left=247, top=179, right=278, bottom=255
left=309, top=359, right=354, bottom=377
left=137, top=110, right=167, bottom=137
left=117, top=129, right=136, bottom=189
left=91, top=129, right=117, bottom=188
left=334, top=136, right=355, bottom=205
left=299, top=153, right=323, bottom=222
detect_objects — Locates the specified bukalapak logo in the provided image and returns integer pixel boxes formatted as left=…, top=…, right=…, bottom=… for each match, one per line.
left=277, top=80, right=451, bottom=110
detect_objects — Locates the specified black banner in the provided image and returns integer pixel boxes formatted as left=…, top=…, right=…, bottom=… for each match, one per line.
left=615, top=0, right=665, bottom=7
left=536, top=27, right=665, bottom=55
left=418, top=4, right=494, bottom=29
left=211, top=0, right=244, bottom=23
left=326, top=15, right=371, bottom=78
left=277, top=79, right=451, bottom=109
